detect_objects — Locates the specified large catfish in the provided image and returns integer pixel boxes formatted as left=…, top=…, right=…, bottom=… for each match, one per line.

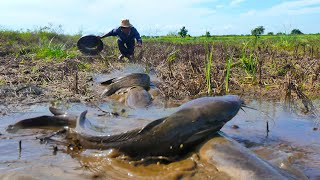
left=75, top=95, right=244, bottom=157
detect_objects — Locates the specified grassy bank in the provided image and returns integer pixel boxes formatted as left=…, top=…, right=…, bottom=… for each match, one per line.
left=0, top=28, right=319, bottom=110
left=144, top=34, right=320, bottom=58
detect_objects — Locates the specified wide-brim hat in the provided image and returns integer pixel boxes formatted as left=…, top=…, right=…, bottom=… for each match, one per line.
left=77, top=35, right=104, bottom=55
left=120, top=19, right=132, bottom=28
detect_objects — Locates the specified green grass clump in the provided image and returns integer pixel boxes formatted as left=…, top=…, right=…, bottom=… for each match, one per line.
left=34, top=43, right=76, bottom=60
left=0, top=25, right=79, bottom=60
left=240, top=53, right=257, bottom=79
left=239, top=42, right=257, bottom=80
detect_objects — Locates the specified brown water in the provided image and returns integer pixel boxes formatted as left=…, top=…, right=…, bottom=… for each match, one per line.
left=222, top=99, right=320, bottom=179
left=0, top=99, right=319, bottom=179
left=0, top=103, right=222, bottom=179
left=1, top=64, right=319, bottom=179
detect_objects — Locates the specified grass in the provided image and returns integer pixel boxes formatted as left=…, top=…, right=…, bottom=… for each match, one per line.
left=144, top=34, right=320, bottom=57
left=0, top=27, right=319, bottom=101
left=166, top=49, right=179, bottom=78
left=0, top=26, right=80, bottom=61
left=205, top=44, right=213, bottom=94
left=34, top=43, right=77, bottom=60
left=240, top=52, right=257, bottom=80
left=225, top=54, right=232, bottom=93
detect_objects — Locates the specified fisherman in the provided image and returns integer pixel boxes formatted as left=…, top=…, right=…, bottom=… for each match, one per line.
left=98, top=19, right=142, bottom=60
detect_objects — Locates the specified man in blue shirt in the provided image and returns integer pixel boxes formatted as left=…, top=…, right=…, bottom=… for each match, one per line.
left=98, top=19, right=142, bottom=60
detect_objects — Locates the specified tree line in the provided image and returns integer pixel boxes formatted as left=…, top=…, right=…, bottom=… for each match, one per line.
left=175, top=26, right=304, bottom=38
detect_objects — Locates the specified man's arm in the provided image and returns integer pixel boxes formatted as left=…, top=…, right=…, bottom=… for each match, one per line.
left=99, top=28, right=119, bottom=39
left=132, top=27, right=142, bottom=46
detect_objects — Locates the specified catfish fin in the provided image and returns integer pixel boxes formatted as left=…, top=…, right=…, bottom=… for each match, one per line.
left=183, top=127, right=219, bottom=145
left=76, top=110, right=88, bottom=131
left=100, top=128, right=142, bottom=142
left=138, top=117, right=167, bottom=134
left=100, top=77, right=115, bottom=85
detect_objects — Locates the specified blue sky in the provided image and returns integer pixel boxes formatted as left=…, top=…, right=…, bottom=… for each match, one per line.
left=1, top=0, right=320, bottom=36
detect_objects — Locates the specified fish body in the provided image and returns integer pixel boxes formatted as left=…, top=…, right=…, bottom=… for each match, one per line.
left=75, top=95, right=243, bottom=156
left=6, top=114, right=77, bottom=133
left=101, top=73, right=150, bottom=97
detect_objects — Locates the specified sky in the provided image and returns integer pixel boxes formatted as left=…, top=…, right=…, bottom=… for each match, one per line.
left=1, top=0, right=320, bottom=36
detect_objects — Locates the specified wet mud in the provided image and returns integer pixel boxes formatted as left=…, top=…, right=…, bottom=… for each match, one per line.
left=0, top=62, right=319, bottom=179
left=0, top=99, right=319, bottom=179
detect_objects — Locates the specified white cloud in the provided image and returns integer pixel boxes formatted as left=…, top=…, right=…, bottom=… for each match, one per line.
left=1, top=0, right=320, bottom=35
left=241, top=10, right=257, bottom=17
left=230, top=0, right=246, bottom=7
left=242, top=0, right=320, bottom=17
left=0, top=0, right=219, bottom=35
left=287, top=6, right=320, bottom=15
left=216, top=4, right=225, bottom=8
left=223, top=24, right=233, bottom=30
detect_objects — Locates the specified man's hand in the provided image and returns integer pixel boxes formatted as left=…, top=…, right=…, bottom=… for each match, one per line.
left=137, top=42, right=142, bottom=47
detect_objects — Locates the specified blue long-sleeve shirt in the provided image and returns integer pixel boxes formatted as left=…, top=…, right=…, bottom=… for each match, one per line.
left=102, top=27, right=142, bottom=44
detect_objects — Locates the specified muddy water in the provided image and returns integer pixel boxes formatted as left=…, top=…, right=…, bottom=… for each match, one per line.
left=0, top=102, right=223, bottom=179
left=0, top=99, right=319, bottom=179
left=222, top=99, right=320, bottom=179
left=0, top=62, right=319, bottom=179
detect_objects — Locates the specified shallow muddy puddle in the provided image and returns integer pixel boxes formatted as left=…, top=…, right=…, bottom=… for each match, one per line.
left=223, top=99, right=320, bottom=179
left=0, top=97, right=319, bottom=179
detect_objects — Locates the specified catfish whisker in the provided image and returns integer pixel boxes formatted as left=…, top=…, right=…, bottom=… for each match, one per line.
left=241, top=105, right=275, bottom=125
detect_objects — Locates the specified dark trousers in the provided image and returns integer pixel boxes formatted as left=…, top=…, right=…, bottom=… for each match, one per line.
left=117, top=39, right=135, bottom=57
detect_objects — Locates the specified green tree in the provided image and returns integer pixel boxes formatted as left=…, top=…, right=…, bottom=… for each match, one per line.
left=251, top=26, right=265, bottom=38
left=267, top=32, right=274, bottom=35
left=276, top=32, right=285, bottom=35
left=178, top=26, right=188, bottom=38
left=291, top=29, right=303, bottom=35
left=205, top=31, right=211, bottom=37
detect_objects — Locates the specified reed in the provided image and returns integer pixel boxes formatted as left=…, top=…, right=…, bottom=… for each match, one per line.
left=225, top=54, right=232, bottom=93
left=205, top=44, right=213, bottom=94
left=166, top=49, right=179, bottom=78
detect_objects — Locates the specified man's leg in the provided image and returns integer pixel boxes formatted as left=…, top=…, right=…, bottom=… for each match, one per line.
left=117, top=39, right=128, bottom=58
left=126, top=39, right=135, bottom=59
